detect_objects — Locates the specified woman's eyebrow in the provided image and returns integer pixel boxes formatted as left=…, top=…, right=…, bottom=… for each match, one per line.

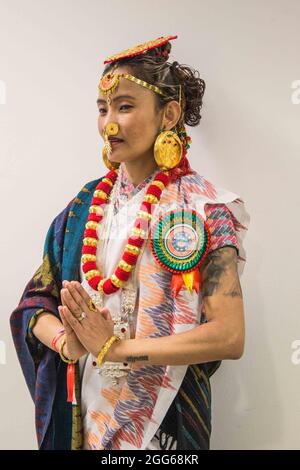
left=96, top=94, right=136, bottom=105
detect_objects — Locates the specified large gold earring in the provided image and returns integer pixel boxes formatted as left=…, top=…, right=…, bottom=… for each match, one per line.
left=154, top=129, right=183, bottom=171
left=102, top=122, right=120, bottom=170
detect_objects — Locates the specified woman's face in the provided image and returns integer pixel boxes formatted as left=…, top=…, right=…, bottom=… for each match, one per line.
left=97, top=67, right=165, bottom=166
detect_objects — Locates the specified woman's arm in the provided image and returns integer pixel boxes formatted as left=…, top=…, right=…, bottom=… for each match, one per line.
left=32, top=312, right=65, bottom=351
left=32, top=307, right=88, bottom=361
left=61, top=246, right=245, bottom=365
left=106, top=246, right=245, bottom=365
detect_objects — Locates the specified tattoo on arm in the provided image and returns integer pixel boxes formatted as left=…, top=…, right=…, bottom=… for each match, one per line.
left=200, top=246, right=243, bottom=298
left=126, top=355, right=149, bottom=363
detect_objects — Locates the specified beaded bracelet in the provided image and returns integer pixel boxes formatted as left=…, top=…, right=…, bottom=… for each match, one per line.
left=96, top=335, right=121, bottom=366
left=59, top=338, right=77, bottom=364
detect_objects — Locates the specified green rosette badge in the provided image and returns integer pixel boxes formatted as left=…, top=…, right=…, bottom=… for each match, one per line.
left=150, top=209, right=211, bottom=296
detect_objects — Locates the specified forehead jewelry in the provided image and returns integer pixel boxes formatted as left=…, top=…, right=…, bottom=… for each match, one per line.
left=98, top=72, right=167, bottom=105
left=98, top=71, right=182, bottom=123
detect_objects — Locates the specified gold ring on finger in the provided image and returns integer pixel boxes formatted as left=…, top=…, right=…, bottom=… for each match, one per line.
left=88, top=299, right=97, bottom=312
left=77, top=312, right=87, bottom=322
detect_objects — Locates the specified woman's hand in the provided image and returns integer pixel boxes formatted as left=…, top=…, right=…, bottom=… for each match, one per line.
left=58, top=304, right=88, bottom=361
left=60, top=281, right=114, bottom=358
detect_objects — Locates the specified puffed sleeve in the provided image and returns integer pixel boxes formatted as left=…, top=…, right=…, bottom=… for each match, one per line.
left=204, top=197, right=250, bottom=277
left=204, top=203, right=239, bottom=253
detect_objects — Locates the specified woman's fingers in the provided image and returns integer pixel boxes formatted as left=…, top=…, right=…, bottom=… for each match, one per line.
left=58, top=305, right=66, bottom=325
left=63, top=281, right=108, bottom=321
left=99, top=308, right=112, bottom=322
left=69, top=281, right=92, bottom=305
left=58, top=306, right=73, bottom=335
left=63, top=281, right=90, bottom=305
left=62, top=281, right=92, bottom=315
left=62, top=305, right=83, bottom=333
left=63, top=281, right=101, bottom=314
left=61, top=287, right=86, bottom=318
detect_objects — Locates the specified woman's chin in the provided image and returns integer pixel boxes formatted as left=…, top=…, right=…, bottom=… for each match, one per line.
left=108, top=154, right=124, bottom=164
left=108, top=150, right=127, bottom=163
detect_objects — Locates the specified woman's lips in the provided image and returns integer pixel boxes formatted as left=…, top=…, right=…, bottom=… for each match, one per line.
left=110, top=139, right=124, bottom=147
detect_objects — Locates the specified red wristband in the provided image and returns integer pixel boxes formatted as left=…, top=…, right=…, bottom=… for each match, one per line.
left=51, top=328, right=65, bottom=352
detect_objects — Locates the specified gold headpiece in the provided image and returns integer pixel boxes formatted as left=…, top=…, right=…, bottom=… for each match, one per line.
left=99, top=35, right=179, bottom=105
left=99, top=72, right=167, bottom=105
left=103, top=35, right=177, bottom=65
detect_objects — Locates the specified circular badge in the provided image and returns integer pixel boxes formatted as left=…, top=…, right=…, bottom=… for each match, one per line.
left=150, top=209, right=211, bottom=274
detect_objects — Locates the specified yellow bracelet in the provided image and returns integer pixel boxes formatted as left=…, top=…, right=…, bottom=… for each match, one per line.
left=59, top=338, right=77, bottom=364
left=96, top=335, right=121, bottom=366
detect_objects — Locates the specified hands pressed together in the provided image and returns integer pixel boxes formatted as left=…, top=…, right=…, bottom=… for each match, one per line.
left=58, top=280, right=115, bottom=361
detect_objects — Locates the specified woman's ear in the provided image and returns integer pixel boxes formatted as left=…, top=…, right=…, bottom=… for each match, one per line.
left=162, top=100, right=182, bottom=130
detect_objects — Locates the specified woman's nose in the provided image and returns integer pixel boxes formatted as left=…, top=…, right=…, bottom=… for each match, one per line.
left=101, top=115, right=119, bottom=135
left=104, top=104, right=119, bottom=121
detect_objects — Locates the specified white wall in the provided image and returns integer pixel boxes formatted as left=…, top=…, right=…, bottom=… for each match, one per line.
left=1, top=0, right=299, bottom=450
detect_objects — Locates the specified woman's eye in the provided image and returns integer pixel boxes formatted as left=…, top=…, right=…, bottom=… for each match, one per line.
left=98, top=105, right=132, bottom=114
left=120, top=105, right=133, bottom=111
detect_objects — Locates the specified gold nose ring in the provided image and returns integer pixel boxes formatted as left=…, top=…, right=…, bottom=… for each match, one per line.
left=105, top=122, right=119, bottom=136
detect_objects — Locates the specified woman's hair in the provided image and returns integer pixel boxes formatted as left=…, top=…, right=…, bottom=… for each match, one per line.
left=102, top=41, right=205, bottom=129
left=102, top=40, right=206, bottom=182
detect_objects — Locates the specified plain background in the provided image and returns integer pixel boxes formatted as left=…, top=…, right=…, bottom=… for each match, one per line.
left=1, top=0, right=299, bottom=450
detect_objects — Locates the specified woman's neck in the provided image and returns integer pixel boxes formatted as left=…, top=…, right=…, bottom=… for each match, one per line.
left=122, top=158, right=159, bottom=187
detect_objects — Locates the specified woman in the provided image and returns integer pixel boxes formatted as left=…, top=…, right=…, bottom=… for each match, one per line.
left=10, top=35, right=250, bottom=450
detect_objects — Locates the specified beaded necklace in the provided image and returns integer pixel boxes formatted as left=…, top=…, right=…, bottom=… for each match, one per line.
left=81, top=168, right=169, bottom=295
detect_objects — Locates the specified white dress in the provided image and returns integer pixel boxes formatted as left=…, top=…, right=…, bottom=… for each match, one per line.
left=79, top=167, right=172, bottom=450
